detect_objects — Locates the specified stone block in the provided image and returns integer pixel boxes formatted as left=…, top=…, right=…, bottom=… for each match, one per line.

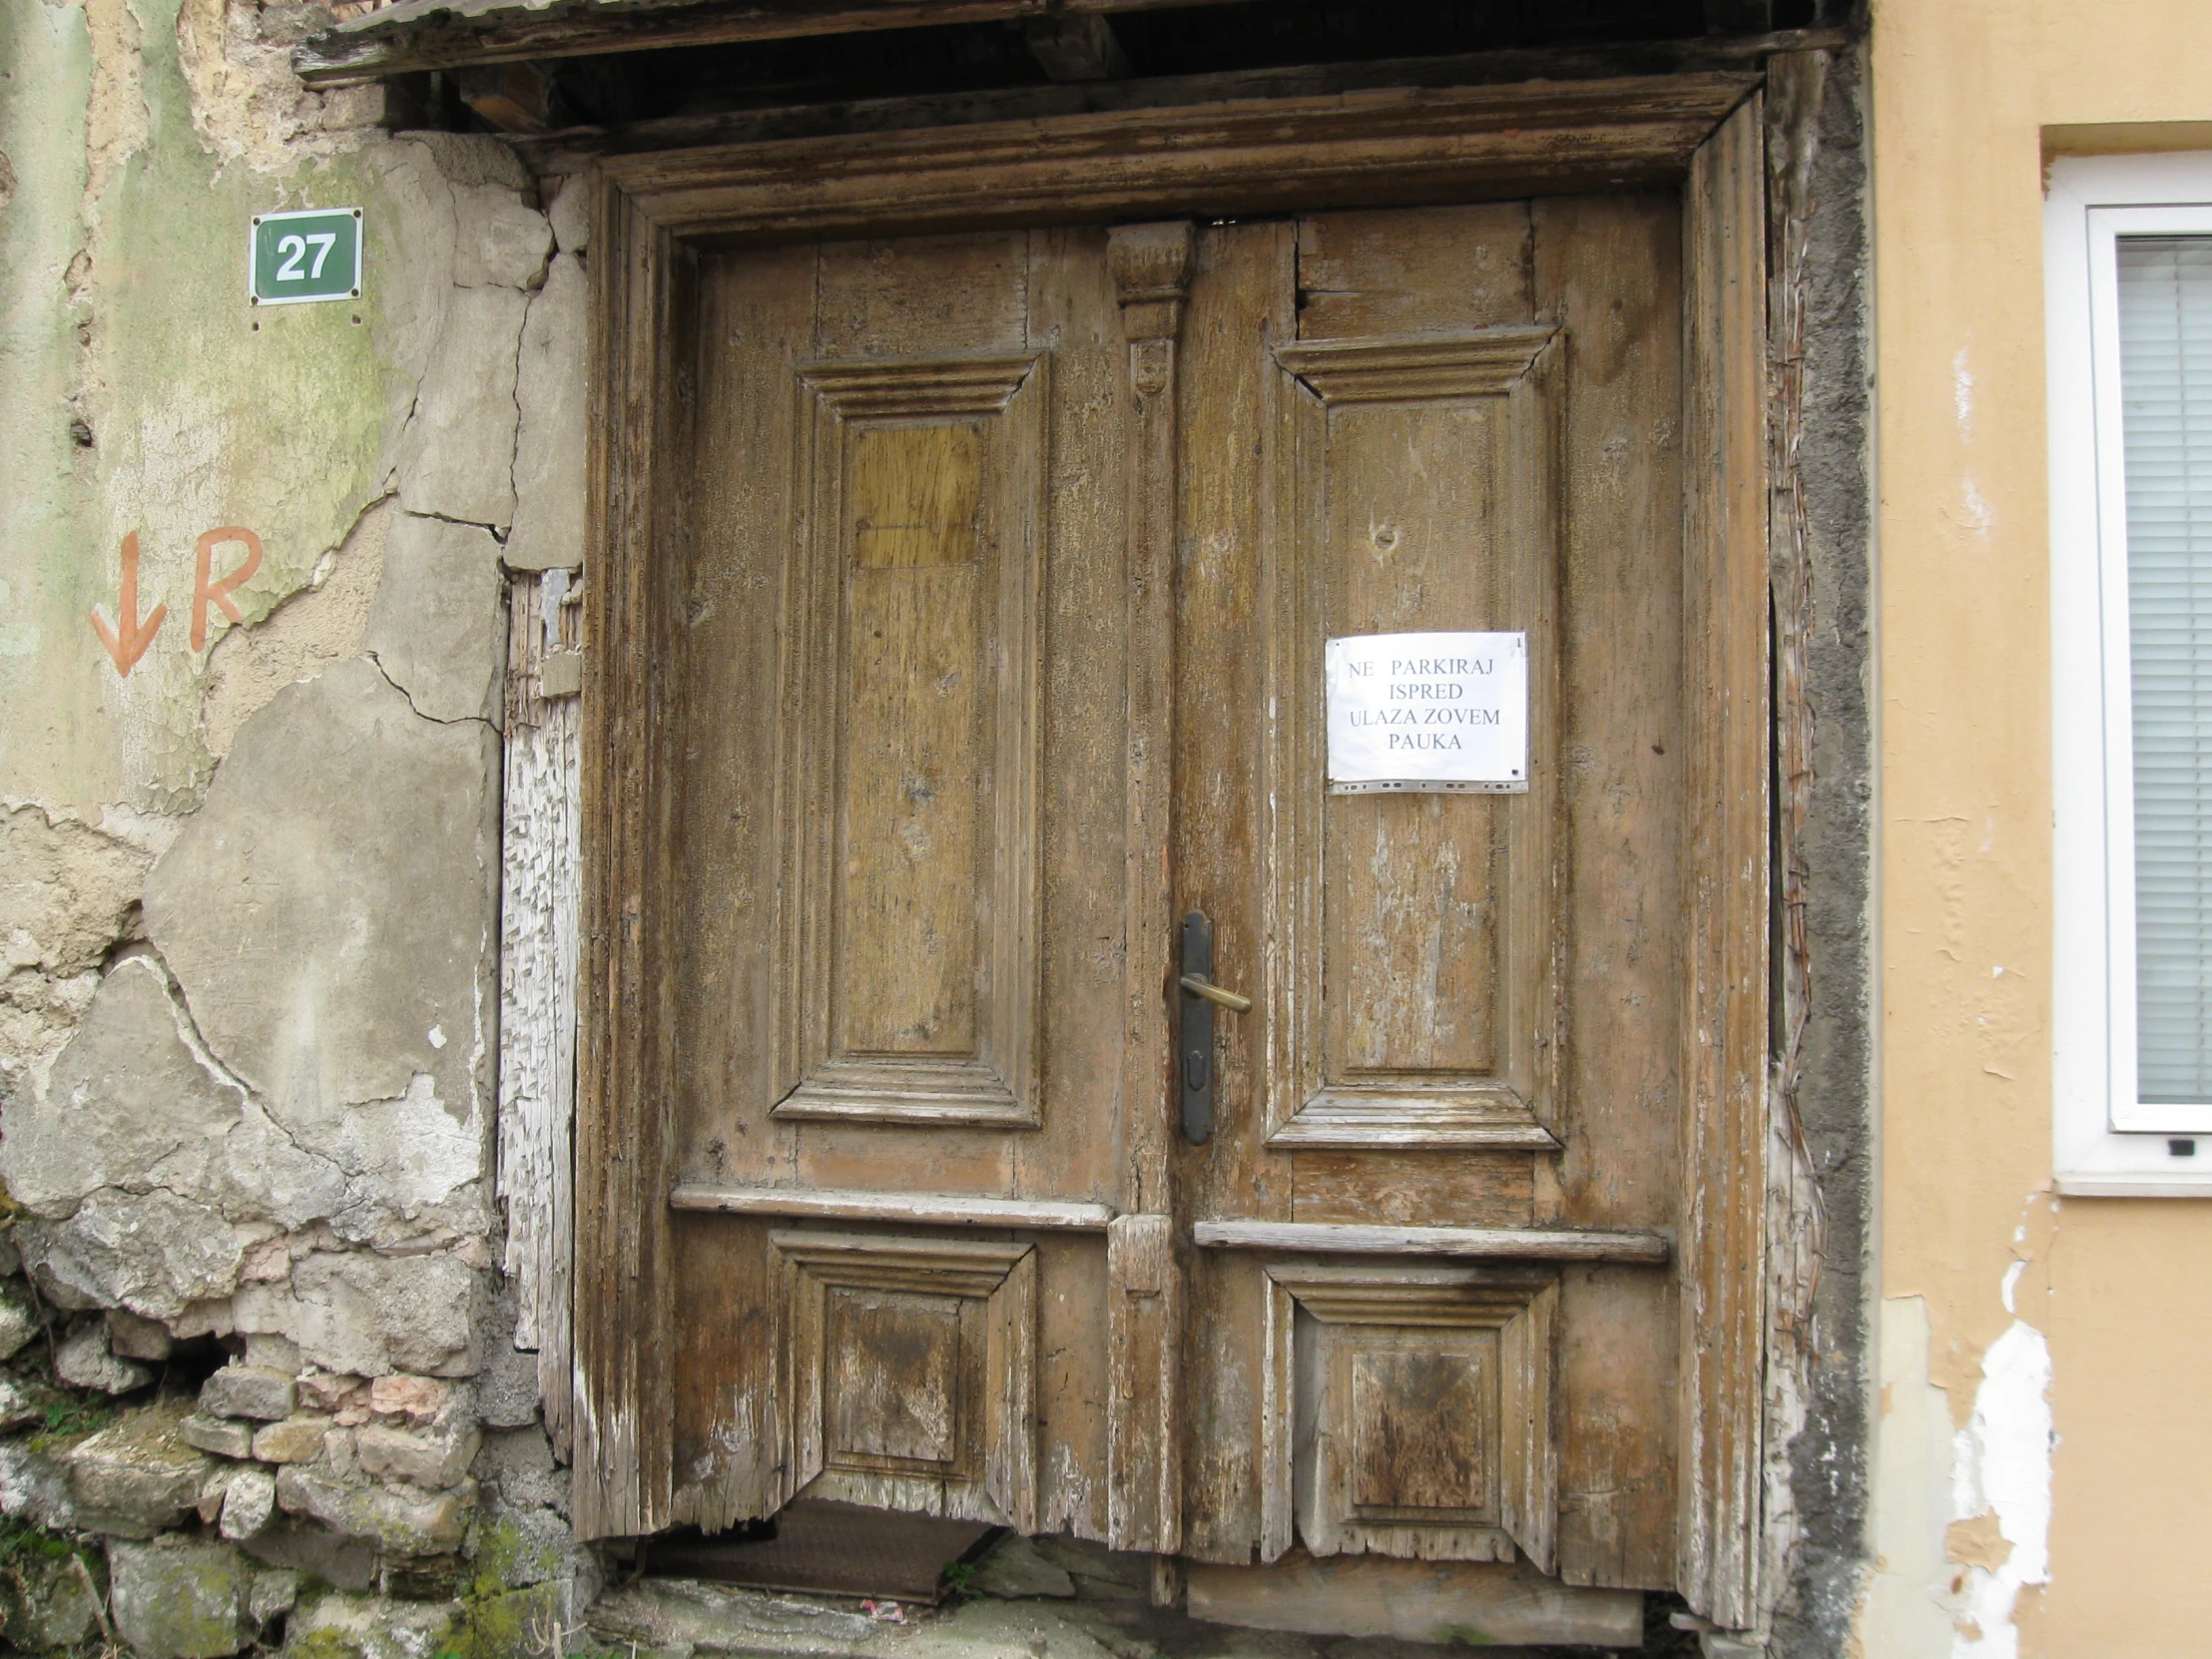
left=109, top=1307, right=175, bottom=1360
left=253, top=1414, right=330, bottom=1463
left=0, top=1375, right=40, bottom=1432
left=356, top=1419, right=480, bottom=1490
left=0, top=1294, right=39, bottom=1361
left=365, top=512, right=506, bottom=725
left=590, top=1578, right=879, bottom=1655
left=546, top=175, right=588, bottom=254
left=24, top=1191, right=246, bottom=1331
left=459, top=1582, right=566, bottom=1658
left=276, top=1464, right=474, bottom=1555
left=240, top=1516, right=378, bottom=1594
left=275, top=1251, right=483, bottom=1380
left=66, top=1400, right=213, bottom=1538
left=0, top=1439, right=80, bottom=1531
left=202, top=1363, right=296, bottom=1421
left=0, top=1550, right=101, bottom=1652
left=298, top=1371, right=369, bottom=1413
left=198, top=1464, right=235, bottom=1524
left=281, top=1590, right=459, bottom=1659
left=181, top=1411, right=257, bottom=1459
left=249, top=1567, right=299, bottom=1627
left=974, top=1532, right=1077, bottom=1599
left=57, top=1320, right=152, bottom=1393
left=478, top=1502, right=574, bottom=1590
left=367, top=1373, right=452, bottom=1424
left=109, top=1534, right=252, bottom=1659
left=222, top=1466, right=278, bottom=1541
left=478, top=1426, right=566, bottom=1515
left=245, top=1333, right=303, bottom=1374
left=475, top=1333, right=539, bottom=1430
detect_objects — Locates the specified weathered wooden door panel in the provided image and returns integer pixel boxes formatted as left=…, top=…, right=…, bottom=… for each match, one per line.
left=659, top=193, right=1706, bottom=1593
left=669, top=229, right=1136, bottom=1538
left=1176, top=198, right=1686, bottom=1588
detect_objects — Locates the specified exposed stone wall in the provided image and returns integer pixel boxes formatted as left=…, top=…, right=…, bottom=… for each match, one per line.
left=0, top=1, right=587, bottom=1650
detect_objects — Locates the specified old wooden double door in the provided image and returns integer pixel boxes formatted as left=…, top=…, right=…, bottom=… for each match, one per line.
left=662, top=194, right=1689, bottom=1589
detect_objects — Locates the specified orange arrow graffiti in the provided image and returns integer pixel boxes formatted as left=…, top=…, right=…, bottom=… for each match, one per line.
left=89, top=531, right=168, bottom=677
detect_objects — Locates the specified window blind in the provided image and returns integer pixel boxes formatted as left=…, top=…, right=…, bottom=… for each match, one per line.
left=2121, top=235, right=2212, bottom=1103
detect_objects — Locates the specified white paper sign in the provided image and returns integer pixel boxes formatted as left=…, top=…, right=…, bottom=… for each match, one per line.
left=1325, top=631, right=1528, bottom=794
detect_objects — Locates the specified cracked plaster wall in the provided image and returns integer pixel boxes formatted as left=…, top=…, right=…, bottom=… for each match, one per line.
left=0, top=0, right=585, bottom=1601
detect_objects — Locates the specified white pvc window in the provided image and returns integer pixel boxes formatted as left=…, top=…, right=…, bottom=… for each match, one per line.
left=2051, top=154, right=2212, bottom=1192
left=2116, top=234, right=2212, bottom=1107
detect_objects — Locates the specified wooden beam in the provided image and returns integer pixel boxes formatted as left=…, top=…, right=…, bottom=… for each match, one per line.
left=597, top=73, right=1760, bottom=246
left=294, top=0, right=1248, bottom=87
left=1024, top=11, right=1129, bottom=82
left=1192, top=1221, right=1672, bottom=1263
left=503, top=38, right=1842, bottom=175
left=1675, top=89, right=1771, bottom=1633
left=571, top=174, right=688, bottom=1544
left=668, top=1183, right=1116, bottom=1229
left=456, top=60, right=555, bottom=133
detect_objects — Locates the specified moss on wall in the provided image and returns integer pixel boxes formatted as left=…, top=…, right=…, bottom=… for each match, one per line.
left=0, top=0, right=439, bottom=817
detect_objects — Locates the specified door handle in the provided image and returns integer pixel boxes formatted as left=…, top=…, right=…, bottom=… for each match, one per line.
left=1178, top=974, right=1252, bottom=1013
left=1179, top=911, right=1246, bottom=1145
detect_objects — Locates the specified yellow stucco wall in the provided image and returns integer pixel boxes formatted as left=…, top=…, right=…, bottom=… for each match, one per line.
left=1871, top=2, right=2212, bottom=1653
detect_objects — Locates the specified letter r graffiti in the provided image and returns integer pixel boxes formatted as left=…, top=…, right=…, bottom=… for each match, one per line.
left=192, top=527, right=264, bottom=650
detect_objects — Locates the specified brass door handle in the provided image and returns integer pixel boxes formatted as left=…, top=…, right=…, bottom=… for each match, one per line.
left=1178, top=974, right=1252, bottom=1014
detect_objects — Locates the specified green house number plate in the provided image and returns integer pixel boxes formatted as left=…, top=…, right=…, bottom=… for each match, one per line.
left=250, top=208, right=362, bottom=305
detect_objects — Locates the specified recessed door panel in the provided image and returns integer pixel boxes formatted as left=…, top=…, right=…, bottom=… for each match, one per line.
left=1264, top=328, right=1564, bottom=1147
left=774, top=353, right=1046, bottom=1126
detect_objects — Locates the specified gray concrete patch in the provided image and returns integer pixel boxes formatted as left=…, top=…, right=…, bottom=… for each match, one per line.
left=504, top=253, right=587, bottom=573
left=365, top=511, right=507, bottom=725
left=394, top=283, right=530, bottom=532
left=142, top=657, right=496, bottom=1226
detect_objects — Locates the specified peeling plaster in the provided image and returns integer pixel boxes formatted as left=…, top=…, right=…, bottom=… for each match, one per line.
left=1948, top=1320, right=2052, bottom=1659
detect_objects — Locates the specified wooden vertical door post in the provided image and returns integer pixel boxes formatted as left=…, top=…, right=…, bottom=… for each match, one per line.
left=1678, top=94, right=1772, bottom=1631
left=1108, top=221, right=1194, bottom=1556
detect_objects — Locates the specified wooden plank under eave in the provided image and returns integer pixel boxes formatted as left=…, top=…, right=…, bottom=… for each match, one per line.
left=1192, top=1221, right=1671, bottom=1264
left=600, top=75, right=1761, bottom=244
left=294, top=0, right=1255, bottom=85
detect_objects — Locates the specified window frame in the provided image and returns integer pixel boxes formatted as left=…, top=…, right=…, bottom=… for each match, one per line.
left=2049, top=151, right=2212, bottom=1194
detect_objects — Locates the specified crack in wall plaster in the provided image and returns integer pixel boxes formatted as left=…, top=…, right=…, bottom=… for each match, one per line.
left=202, top=495, right=390, bottom=761
left=366, top=651, right=499, bottom=732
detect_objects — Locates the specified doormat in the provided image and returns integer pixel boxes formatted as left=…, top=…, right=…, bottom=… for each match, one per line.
left=644, top=1500, right=1001, bottom=1604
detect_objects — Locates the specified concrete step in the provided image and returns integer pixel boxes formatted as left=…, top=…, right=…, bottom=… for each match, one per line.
left=590, top=1534, right=1648, bottom=1659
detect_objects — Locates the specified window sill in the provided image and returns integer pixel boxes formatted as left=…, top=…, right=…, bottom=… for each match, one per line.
left=2054, top=1172, right=2212, bottom=1198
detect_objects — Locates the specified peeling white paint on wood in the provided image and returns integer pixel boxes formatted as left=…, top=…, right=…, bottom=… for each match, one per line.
left=497, top=568, right=581, bottom=1457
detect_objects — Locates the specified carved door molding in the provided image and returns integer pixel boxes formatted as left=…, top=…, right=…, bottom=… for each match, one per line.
left=575, top=74, right=1772, bottom=1628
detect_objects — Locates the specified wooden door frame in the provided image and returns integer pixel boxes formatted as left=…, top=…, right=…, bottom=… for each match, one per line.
left=574, top=70, right=1774, bottom=1625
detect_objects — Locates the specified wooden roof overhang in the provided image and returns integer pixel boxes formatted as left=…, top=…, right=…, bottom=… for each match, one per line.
left=296, top=0, right=1257, bottom=86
